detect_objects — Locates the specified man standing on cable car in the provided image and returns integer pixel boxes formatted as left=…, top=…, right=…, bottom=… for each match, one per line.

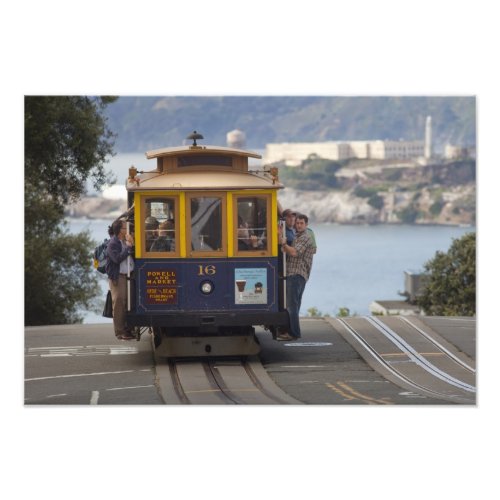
left=106, top=219, right=135, bottom=340
left=278, top=213, right=315, bottom=341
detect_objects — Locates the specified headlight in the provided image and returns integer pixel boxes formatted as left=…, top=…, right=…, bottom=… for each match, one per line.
left=200, top=281, right=214, bottom=294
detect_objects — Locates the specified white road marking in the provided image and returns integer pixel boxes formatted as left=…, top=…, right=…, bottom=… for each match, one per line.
left=106, top=385, right=154, bottom=391
left=90, top=391, right=100, bottom=404
left=399, top=391, right=428, bottom=399
left=26, top=345, right=138, bottom=357
left=283, top=342, right=333, bottom=347
left=25, top=370, right=135, bottom=382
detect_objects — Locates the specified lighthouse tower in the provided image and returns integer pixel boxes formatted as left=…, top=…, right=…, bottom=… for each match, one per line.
left=424, top=116, right=432, bottom=160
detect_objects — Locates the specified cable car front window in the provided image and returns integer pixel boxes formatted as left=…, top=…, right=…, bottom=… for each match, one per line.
left=144, top=197, right=176, bottom=253
left=236, top=196, right=268, bottom=251
left=190, top=196, right=223, bottom=252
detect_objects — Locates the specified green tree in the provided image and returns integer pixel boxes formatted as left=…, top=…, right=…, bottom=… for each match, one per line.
left=307, top=307, right=322, bottom=317
left=397, top=205, right=419, bottom=224
left=336, top=307, right=350, bottom=317
left=417, top=232, right=476, bottom=316
left=278, top=157, right=342, bottom=190
left=25, top=96, right=117, bottom=208
left=368, top=193, right=384, bottom=210
left=25, top=96, right=117, bottom=325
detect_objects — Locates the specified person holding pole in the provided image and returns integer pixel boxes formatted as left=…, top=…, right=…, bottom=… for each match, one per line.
left=281, top=208, right=296, bottom=245
left=277, top=213, right=315, bottom=341
left=106, top=219, right=135, bottom=340
left=277, top=208, right=296, bottom=310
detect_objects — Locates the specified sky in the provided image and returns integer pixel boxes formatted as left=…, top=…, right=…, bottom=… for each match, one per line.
left=5, top=2, right=499, bottom=499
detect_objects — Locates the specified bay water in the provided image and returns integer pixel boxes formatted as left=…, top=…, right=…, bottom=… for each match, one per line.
left=68, top=217, right=474, bottom=322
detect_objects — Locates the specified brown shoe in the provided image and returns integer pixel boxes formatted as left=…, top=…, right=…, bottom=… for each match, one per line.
left=119, top=335, right=135, bottom=341
left=276, top=333, right=296, bottom=341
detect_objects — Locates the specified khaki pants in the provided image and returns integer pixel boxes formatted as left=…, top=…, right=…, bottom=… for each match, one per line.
left=109, top=275, right=130, bottom=337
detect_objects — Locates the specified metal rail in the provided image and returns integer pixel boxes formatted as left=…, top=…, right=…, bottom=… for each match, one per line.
left=399, top=316, right=475, bottom=373
left=336, top=317, right=474, bottom=404
left=367, top=316, right=475, bottom=393
left=159, top=357, right=297, bottom=405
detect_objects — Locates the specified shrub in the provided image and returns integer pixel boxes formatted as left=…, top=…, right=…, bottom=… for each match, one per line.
left=417, top=232, right=476, bottom=316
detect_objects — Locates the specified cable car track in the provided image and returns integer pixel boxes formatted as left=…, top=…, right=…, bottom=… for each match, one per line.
left=332, top=316, right=475, bottom=404
left=398, top=316, right=475, bottom=374
left=367, top=316, right=475, bottom=393
left=156, top=356, right=300, bottom=405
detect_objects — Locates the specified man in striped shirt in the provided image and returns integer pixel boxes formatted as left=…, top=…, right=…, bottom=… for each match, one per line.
left=278, top=213, right=316, bottom=341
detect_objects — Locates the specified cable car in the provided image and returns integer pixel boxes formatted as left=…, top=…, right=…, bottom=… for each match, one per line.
left=124, top=132, right=288, bottom=356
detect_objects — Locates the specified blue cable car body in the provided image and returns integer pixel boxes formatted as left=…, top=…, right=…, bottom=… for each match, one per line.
left=122, top=136, right=288, bottom=356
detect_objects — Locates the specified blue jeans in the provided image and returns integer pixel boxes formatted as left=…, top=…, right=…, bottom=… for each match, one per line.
left=286, top=274, right=306, bottom=338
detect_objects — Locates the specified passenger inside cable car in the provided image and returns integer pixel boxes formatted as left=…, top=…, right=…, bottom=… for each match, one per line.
left=144, top=216, right=159, bottom=251
left=143, top=197, right=177, bottom=254
left=150, top=220, right=175, bottom=252
left=237, top=216, right=253, bottom=250
left=236, top=197, right=267, bottom=251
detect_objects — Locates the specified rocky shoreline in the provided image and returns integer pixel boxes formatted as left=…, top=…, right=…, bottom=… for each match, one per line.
left=278, top=186, right=475, bottom=226
left=66, top=185, right=475, bottom=226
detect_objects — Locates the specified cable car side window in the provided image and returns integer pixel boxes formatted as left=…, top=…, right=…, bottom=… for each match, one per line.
left=187, top=193, right=226, bottom=256
left=143, top=197, right=178, bottom=256
left=235, top=195, right=270, bottom=255
left=177, top=155, right=232, bottom=167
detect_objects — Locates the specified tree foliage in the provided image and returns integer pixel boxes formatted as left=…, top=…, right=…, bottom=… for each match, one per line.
left=25, top=96, right=117, bottom=325
left=279, top=157, right=341, bottom=190
left=417, top=232, right=476, bottom=316
left=25, top=96, right=117, bottom=208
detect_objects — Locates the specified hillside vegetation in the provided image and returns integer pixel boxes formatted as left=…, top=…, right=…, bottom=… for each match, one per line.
left=104, top=96, right=475, bottom=153
left=277, top=157, right=475, bottom=225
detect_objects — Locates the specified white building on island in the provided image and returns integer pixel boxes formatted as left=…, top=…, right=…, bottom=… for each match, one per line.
left=263, top=116, right=431, bottom=166
left=264, top=138, right=426, bottom=166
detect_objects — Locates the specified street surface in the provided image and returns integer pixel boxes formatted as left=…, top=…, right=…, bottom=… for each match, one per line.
left=257, top=316, right=475, bottom=404
left=25, top=324, right=162, bottom=404
left=24, top=316, right=476, bottom=405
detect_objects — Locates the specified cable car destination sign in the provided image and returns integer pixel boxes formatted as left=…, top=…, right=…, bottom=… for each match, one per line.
left=144, top=269, right=178, bottom=305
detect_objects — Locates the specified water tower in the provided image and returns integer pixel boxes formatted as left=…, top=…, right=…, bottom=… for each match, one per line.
left=226, top=129, right=246, bottom=149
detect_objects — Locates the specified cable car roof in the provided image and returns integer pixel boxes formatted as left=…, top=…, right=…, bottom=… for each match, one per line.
left=127, top=135, right=281, bottom=191
left=127, top=169, right=282, bottom=191
left=146, top=145, right=262, bottom=160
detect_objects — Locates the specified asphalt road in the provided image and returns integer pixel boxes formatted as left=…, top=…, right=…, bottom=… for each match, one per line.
left=25, top=324, right=162, bottom=404
left=24, top=316, right=476, bottom=405
left=257, top=319, right=449, bottom=404
left=261, top=316, right=475, bottom=404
